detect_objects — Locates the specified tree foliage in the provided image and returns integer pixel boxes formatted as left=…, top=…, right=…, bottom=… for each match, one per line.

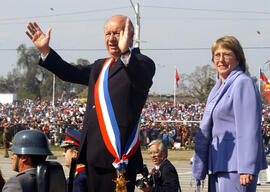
left=177, top=64, right=217, bottom=103
left=0, top=68, right=22, bottom=93
left=0, top=44, right=88, bottom=100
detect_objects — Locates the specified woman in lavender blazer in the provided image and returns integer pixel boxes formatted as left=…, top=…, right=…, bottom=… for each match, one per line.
left=192, top=36, right=267, bottom=192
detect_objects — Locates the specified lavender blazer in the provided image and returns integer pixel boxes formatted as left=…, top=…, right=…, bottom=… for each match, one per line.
left=192, top=66, right=267, bottom=180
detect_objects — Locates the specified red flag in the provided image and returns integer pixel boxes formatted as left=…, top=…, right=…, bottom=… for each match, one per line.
left=260, top=70, right=269, bottom=84
left=175, top=70, right=180, bottom=88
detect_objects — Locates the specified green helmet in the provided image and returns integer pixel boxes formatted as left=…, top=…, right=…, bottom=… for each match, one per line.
left=9, top=130, right=52, bottom=155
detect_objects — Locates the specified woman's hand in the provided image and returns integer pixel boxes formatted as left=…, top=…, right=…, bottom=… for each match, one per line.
left=240, top=174, right=254, bottom=186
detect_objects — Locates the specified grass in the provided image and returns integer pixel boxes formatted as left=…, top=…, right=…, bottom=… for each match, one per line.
left=141, top=149, right=193, bottom=161
left=0, top=146, right=194, bottom=162
left=49, top=147, right=194, bottom=161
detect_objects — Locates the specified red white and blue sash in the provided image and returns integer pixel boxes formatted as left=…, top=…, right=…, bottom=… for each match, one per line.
left=94, top=58, right=140, bottom=170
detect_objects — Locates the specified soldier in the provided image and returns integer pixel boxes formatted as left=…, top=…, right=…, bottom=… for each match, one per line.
left=2, top=130, right=52, bottom=192
left=61, top=127, right=86, bottom=192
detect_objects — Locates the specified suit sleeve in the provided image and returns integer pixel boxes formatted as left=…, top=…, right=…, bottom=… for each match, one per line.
left=126, top=49, right=155, bottom=92
left=233, top=77, right=262, bottom=175
left=39, top=48, right=92, bottom=86
left=2, top=177, right=23, bottom=192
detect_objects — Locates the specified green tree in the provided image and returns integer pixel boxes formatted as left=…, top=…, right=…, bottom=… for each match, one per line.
left=0, top=45, right=89, bottom=99
left=196, top=77, right=216, bottom=102
left=48, top=58, right=88, bottom=99
left=73, top=58, right=89, bottom=95
left=16, top=44, right=43, bottom=99
left=179, top=64, right=216, bottom=103
left=0, top=68, right=22, bottom=93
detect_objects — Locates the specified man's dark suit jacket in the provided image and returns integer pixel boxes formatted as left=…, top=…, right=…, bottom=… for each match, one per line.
left=150, top=159, right=181, bottom=192
left=39, top=48, right=155, bottom=172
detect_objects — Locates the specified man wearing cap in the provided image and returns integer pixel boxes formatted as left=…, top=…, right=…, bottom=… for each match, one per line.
left=2, top=130, right=52, bottom=192
left=61, top=127, right=86, bottom=192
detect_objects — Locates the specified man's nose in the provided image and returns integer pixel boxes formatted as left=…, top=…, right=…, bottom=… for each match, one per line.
left=109, top=33, right=115, bottom=41
left=150, top=153, right=155, bottom=158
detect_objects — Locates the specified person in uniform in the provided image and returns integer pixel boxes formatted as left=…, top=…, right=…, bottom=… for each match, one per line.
left=61, top=127, right=86, bottom=192
left=2, top=130, right=52, bottom=192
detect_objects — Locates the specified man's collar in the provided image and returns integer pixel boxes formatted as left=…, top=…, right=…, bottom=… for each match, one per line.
left=154, top=158, right=167, bottom=170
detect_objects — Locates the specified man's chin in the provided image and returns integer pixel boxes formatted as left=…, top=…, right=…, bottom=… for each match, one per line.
left=108, top=49, right=121, bottom=57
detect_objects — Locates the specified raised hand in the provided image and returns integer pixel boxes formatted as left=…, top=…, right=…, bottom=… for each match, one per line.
left=25, top=22, right=52, bottom=56
left=118, top=18, right=134, bottom=56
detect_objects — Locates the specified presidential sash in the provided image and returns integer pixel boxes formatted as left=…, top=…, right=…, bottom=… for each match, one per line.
left=94, top=58, right=140, bottom=191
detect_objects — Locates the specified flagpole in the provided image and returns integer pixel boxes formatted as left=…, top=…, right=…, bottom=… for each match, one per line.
left=174, top=66, right=176, bottom=106
left=52, top=74, right=55, bottom=108
left=259, top=66, right=261, bottom=94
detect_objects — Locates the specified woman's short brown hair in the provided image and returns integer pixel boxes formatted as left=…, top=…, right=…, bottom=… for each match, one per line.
left=211, top=36, right=246, bottom=72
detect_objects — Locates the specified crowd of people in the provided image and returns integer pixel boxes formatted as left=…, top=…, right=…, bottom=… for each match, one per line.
left=0, top=99, right=199, bottom=149
left=0, top=99, right=270, bottom=149
left=0, top=98, right=85, bottom=145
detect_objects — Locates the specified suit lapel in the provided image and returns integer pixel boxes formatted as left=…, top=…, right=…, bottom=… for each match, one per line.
left=109, top=59, right=123, bottom=79
left=212, top=68, right=243, bottom=106
left=108, top=48, right=140, bottom=78
left=203, top=67, right=243, bottom=120
left=159, top=159, right=167, bottom=170
left=206, top=79, right=222, bottom=105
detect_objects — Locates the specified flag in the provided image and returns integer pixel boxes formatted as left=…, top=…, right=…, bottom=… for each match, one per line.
left=175, top=70, right=180, bottom=88
left=260, top=70, right=269, bottom=84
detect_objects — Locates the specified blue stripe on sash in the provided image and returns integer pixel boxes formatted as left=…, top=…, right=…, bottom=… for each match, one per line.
left=102, top=66, right=122, bottom=157
left=124, top=121, right=139, bottom=154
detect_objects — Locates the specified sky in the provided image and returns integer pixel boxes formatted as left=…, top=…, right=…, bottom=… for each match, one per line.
left=1, top=0, right=270, bottom=94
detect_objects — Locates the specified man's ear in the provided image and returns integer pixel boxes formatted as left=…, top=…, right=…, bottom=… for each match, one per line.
left=20, top=154, right=30, bottom=163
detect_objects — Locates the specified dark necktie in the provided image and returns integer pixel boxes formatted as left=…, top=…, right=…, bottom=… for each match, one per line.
left=109, top=58, right=115, bottom=71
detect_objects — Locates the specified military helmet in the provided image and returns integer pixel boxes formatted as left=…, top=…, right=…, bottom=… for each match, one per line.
left=9, top=129, right=52, bottom=155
